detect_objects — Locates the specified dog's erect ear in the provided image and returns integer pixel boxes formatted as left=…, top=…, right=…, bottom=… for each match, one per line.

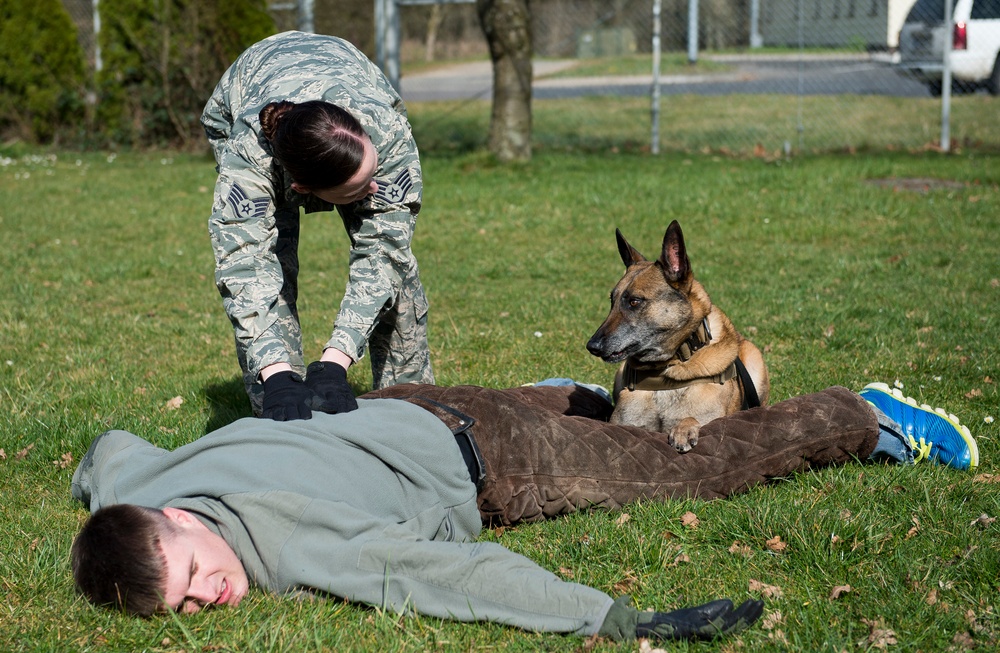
left=615, top=229, right=646, bottom=268
left=658, top=220, right=691, bottom=284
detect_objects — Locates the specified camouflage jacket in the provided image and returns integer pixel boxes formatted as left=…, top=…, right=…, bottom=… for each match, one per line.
left=201, top=31, right=423, bottom=378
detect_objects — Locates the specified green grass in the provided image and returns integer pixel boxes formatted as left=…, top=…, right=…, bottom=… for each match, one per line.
left=1, top=113, right=999, bottom=651
left=408, top=93, right=1000, bottom=157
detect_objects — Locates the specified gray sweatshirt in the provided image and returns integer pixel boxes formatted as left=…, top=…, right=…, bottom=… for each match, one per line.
left=72, top=398, right=613, bottom=634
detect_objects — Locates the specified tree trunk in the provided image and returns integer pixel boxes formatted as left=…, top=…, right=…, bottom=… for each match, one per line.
left=425, top=3, right=443, bottom=62
left=476, top=0, right=532, bottom=162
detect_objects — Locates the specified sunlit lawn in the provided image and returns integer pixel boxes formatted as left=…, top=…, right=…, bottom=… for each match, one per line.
left=1, top=107, right=998, bottom=651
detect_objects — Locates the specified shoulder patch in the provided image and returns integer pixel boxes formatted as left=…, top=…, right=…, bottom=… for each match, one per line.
left=374, top=169, right=413, bottom=204
left=226, top=183, right=271, bottom=220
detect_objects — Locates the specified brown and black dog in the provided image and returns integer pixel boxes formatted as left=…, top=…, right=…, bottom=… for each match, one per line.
left=587, top=221, right=769, bottom=452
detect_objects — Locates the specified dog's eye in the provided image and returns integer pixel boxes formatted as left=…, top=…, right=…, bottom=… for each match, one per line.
left=625, top=296, right=643, bottom=309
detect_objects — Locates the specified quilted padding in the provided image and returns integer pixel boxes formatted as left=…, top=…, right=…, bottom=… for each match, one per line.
left=363, top=384, right=878, bottom=526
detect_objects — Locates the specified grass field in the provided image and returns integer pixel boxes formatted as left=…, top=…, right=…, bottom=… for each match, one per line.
left=1, top=105, right=999, bottom=652
left=409, top=94, right=1000, bottom=159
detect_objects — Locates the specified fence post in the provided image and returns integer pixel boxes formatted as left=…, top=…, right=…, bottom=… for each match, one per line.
left=298, top=0, right=315, bottom=32
left=940, top=0, right=952, bottom=152
left=651, top=0, right=661, bottom=155
left=93, top=0, right=102, bottom=72
left=687, top=0, right=698, bottom=64
left=749, top=0, right=762, bottom=48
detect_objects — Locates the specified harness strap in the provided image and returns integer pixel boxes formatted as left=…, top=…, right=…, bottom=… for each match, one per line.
left=623, top=360, right=738, bottom=392
left=734, top=358, right=762, bottom=410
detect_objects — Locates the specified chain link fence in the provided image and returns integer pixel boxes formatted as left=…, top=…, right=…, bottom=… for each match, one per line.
left=59, top=0, right=999, bottom=155
left=393, top=0, right=998, bottom=155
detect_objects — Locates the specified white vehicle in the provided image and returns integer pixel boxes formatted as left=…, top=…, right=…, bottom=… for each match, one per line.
left=897, top=0, right=1000, bottom=95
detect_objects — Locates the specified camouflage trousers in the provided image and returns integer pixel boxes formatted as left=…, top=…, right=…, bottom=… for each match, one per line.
left=241, top=213, right=434, bottom=416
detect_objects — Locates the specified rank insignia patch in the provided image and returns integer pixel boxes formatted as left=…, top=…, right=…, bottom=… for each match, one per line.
left=226, top=183, right=271, bottom=220
left=374, top=169, right=413, bottom=204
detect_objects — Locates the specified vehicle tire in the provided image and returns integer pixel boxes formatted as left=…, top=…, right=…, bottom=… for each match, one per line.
left=928, top=80, right=943, bottom=96
left=988, top=56, right=1000, bottom=96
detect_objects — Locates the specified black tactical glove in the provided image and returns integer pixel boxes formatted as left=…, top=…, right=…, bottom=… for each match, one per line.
left=598, top=595, right=764, bottom=641
left=261, top=371, right=313, bottom=421
left=304, top=361, right=359, bottom=414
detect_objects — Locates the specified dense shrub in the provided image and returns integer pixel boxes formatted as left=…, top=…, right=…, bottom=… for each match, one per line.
left=0, top=0, right=87, bottom=144
left=96, top=0, right=274, bottom=148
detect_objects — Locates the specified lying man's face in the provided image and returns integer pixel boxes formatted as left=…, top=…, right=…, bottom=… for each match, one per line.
left=159, top=507, right=250, bottom=613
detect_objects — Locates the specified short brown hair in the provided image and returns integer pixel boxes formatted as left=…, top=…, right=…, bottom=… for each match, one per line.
left=71, top=504, right=174, bottom=616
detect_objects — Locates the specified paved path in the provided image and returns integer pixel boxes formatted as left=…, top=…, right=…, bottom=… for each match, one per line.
left=400, top=60, right=577, bottom=102
left=399, top=55, right=932, bottom=102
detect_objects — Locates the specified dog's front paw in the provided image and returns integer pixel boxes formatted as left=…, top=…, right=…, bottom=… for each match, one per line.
left=668, top=418, right=701, bottom=453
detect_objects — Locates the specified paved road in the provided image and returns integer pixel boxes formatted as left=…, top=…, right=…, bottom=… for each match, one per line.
left=400, top=54, right=933, bottom=102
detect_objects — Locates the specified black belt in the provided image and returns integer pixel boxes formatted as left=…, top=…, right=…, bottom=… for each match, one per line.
left=406, top=395, right=486, bottom=490
left=454, top=429, right=486, bottom=490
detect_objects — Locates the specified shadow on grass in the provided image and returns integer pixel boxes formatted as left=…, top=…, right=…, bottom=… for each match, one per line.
left=202, top=377, right=253, bottom=432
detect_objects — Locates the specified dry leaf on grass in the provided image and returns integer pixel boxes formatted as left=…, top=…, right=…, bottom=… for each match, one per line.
left=0, top=448, right=5, bottom=460
left=926, top=588, right=938, bottom=605
left=15, top=444, right=35, bottom=461
left=613, top=570, right=638, bottom=595
left=670, top=553, right=691, bottom=567
left=638, top=639, right=668, bottom=653
left=970, top=513, right=995, bottom=527
left=830, top=585, right=852, bottom=600
left=952, top=631, right=976, bottom=649
left=615, top=512, right=631, bottom=526
left=165, top=395, right=184, bottom=410
left=765, top=535, right=787, bottom=552
left=680, top=511, right=699, bottom=529
left=558, top=567, right=574, bottom=579
left=53, top=452, right=74, bottom=469
left=762, top=611, right=784, bottom=630
left=906, top=516, right=920, bottom=539
left=861, top=618, right=897, bottom=649
left=767, top=629, right=790, bottom=645
left=749, top=578, right=784, bottom=598
left=729, top=541, right=753, bottom=557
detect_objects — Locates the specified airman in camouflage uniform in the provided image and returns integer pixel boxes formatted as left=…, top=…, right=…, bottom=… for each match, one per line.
left=201, top=31, right=434, bottom=415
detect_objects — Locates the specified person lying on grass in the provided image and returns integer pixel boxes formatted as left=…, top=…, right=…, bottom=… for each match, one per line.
left=70, top=380, right=976, bottom=644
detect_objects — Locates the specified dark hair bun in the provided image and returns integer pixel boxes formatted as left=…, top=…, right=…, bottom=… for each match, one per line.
left=259, top=101, right=296, bottom=141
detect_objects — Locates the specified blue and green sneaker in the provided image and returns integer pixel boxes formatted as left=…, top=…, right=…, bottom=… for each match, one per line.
left=859, top=382, right=978, bottom=470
